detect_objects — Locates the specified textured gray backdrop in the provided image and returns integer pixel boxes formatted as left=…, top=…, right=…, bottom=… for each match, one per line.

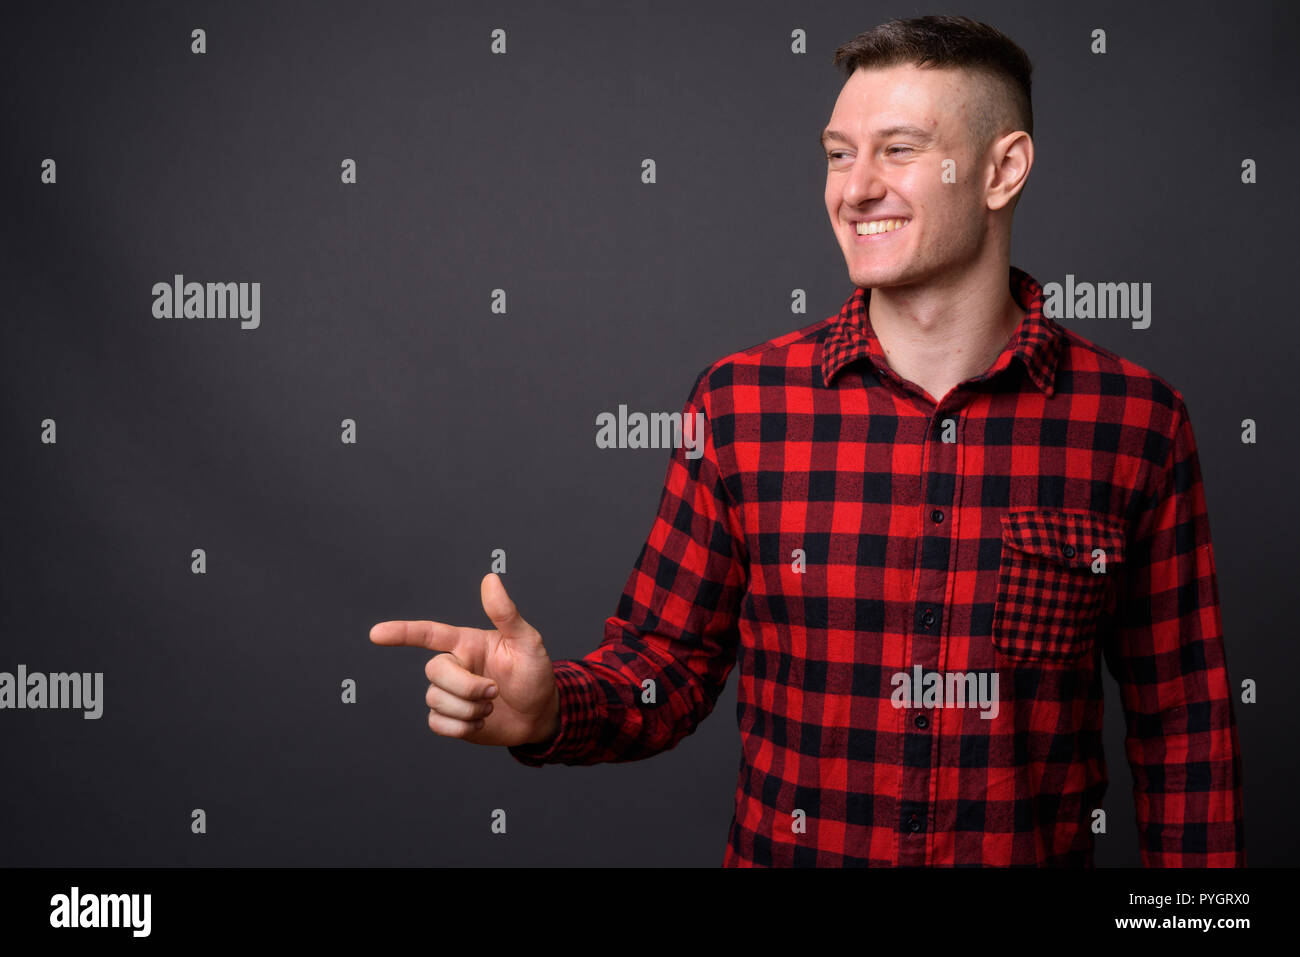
left=1, top=0, right=1296, bottom=866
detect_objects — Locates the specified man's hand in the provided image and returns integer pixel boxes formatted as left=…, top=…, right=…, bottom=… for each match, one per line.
left=370, top=573, right=560, bottom=747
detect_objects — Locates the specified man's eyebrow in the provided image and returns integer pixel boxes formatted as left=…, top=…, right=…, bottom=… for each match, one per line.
left=820, top=125, right=936, bottom=149
left=819, top=129, right=853, bottom=149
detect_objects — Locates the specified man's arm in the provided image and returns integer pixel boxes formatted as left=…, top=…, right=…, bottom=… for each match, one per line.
left=509, top=366, right=748, bottom=766
left=1101, top=394, right=1245, bottom=866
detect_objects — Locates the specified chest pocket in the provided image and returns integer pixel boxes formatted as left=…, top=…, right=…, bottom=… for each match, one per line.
left=991, top=508, right=1126, bottom=663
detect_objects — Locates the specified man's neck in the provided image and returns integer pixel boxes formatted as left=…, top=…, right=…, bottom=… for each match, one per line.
left=867, top=263, right=1024, bottom=405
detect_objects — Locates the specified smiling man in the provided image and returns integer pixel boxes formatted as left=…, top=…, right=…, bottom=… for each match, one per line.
left=819, top=54, right=1033, bottom=405
left=371, top=15, right=1244, bottom=867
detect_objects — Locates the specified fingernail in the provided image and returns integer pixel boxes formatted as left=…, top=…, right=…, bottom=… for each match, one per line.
left=484, top=685, right=498, bottom=698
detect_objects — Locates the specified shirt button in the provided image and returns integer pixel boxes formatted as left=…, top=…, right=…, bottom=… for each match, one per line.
left=907, top=814, right=923, bottom=833
left=921, top=608, right=936, bottom=627
left=1062, top=544, right=1076, bottom=559
left=914, top=713, right=929, bottom=729
left=930, top=509, right=944, bottom=523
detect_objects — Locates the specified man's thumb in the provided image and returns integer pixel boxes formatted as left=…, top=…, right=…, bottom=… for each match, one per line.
left=480, top=572, right=540, bottom=643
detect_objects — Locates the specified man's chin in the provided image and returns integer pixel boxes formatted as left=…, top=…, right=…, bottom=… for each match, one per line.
left=847, top=257, right=932, bottom=290
left=849, top=266, right=904, bottom=290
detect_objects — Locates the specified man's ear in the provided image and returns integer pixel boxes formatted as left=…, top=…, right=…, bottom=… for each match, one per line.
left=987, top=130, right=1032, bottom=212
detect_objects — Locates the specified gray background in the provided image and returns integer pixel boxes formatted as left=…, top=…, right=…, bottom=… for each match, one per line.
left=1, top=0, right=1295, bottom=866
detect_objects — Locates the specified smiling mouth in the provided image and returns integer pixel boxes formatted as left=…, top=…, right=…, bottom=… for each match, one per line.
left=854, top=218, right=910, bottom=236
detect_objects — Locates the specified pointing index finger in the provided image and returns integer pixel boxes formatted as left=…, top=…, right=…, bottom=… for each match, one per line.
left=369, top=619, right=461, bottom=653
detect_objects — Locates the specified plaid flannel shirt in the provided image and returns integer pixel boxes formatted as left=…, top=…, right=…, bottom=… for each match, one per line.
left=509, top=265, right=1245, bottom=867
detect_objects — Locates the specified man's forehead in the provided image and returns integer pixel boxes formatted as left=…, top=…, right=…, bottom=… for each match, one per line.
left=829, top=66, right=973, bottom=138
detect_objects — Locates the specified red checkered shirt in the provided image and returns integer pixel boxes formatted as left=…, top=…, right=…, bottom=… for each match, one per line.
left=509, top=265, right=1245, bottom=867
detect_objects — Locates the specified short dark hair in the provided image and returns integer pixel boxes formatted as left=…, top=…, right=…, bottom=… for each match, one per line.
left=831, top=15, right=1033, bottom=153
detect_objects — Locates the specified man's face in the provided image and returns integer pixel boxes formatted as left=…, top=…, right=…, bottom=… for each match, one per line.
left=823, top=64, right=993, bottom=291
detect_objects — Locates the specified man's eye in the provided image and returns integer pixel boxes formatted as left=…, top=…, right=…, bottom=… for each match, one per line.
left=887, top=146, right=914, bottom=155
left=826, top=151, right=848, bottom=161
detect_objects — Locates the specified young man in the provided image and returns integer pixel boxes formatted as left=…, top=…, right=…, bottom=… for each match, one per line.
left=372, top=15, right=1244, bottom=866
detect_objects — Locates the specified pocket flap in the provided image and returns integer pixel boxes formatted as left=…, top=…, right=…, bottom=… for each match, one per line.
left=1001, top=508, right=1125, bottom=569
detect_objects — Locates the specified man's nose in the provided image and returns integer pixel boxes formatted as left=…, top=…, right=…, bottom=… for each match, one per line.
left=842, top=158, right=889, bottom=207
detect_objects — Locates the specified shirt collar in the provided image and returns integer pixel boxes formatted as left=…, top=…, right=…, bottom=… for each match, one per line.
left=819, top=265, right=1064, bottom=397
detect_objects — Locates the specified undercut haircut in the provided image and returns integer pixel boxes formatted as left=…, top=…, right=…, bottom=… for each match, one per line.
left=831, top=15, right=1034, bottom=156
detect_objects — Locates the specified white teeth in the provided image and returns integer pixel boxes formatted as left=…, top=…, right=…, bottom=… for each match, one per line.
left=856, top=219, right=908, bottom=235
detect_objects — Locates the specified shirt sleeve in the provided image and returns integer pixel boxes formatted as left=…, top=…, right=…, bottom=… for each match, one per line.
left=508, top=366, right=748, bottom=767
left=1101, top=394, right=1245, bottom=866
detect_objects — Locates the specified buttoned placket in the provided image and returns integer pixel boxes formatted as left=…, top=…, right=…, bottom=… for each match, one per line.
left=867, top=347, right=1001, bottom=866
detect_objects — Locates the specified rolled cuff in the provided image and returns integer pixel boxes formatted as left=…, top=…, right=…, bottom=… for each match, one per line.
left=506, top=661, right=604, bottom=766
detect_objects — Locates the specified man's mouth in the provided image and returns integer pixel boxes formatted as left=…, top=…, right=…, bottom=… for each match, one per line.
left=854, top=218, right=910, bottom=236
